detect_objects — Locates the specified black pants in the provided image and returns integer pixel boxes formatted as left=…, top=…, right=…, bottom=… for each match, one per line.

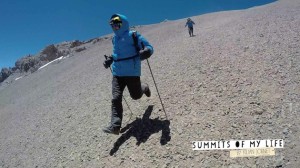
left=188, top=27, right=193, bottom=36
left=110, top=76, right=148, bottom=128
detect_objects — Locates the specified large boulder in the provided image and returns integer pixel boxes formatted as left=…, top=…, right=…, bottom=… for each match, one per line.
left=40, top=44, right=59, bottom=61
left=70, top=40, right=83, bottom=48
left=15, top=55, right=39, bottom=73
left=0, top=67, right=13, bottom=83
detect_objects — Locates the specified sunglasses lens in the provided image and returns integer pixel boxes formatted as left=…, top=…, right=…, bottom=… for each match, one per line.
left=111, top=23, right=121, bottom=30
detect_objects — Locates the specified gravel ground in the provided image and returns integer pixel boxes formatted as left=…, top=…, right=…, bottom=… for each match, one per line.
left=1, top=0, right=300, bottom=167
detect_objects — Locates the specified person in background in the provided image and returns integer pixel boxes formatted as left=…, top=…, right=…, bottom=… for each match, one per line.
left=185, top=18, right=195, bottom=37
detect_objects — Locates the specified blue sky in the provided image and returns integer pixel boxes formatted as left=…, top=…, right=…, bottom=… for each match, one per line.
left=0, top=0, right=276, bottom=69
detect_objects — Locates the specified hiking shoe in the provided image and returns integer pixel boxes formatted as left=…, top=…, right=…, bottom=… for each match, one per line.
left=144, top=84, right=151, bottom=97
left=102, top=125, right=120, bottom=135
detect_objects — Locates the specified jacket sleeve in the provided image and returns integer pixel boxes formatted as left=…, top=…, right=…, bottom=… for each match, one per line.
left=136, top=32, right=154, bottom=55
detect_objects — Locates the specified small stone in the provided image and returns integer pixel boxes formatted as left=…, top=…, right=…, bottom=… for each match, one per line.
left=283, top=128, right=289, bottom=135
left=275, top=158, right=284, bottom=167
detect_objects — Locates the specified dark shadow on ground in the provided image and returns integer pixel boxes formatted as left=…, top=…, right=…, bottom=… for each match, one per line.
left=110, top=105, right=171, bottom=155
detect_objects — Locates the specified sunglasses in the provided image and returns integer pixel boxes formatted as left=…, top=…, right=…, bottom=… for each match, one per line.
left=110, top=16, right=122, bottom=30
left=110, top=23, right=122, bottom=30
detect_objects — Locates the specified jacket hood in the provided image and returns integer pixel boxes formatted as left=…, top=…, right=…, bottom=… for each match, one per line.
left=110, top=14, right=129, bottom=37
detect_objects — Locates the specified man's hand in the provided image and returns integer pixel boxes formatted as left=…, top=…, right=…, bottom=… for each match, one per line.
left=139, top=47, right=152, bottom=61
left=103, top=56, right=113, bottom=69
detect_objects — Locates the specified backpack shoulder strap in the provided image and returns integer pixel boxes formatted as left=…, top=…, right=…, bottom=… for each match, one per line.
left=131, top=31, right=140, bottom=53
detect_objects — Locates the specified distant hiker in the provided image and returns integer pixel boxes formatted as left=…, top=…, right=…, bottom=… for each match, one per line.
left=103, top=14, right=154, bottom=135
left=185, top=18, right=195, bottom=37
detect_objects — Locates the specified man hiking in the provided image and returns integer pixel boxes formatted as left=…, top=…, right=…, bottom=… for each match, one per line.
left=103, top=14, right=154, bottom=135
left=185, top=18, right=195, bottom=37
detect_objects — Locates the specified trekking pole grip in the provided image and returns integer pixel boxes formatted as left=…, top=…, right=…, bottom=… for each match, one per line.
left=104, top=54, right=112, bottom=72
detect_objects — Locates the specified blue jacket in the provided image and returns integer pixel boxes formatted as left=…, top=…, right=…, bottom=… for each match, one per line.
left=111, top=14, right=154, bottom=76
left=185, top=20, right=195, bottom=28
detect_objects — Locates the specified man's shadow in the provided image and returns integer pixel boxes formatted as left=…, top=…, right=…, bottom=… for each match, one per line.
left=110, top=105, right=171, bottom=155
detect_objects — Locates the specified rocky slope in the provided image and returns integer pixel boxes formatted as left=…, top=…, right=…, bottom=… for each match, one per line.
left=0, top=0, right=299, bottom=167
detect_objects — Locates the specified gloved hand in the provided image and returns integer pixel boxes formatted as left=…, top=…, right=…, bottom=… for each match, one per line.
left=103, top=56, right=113, bottom=69
left=139, top=47, right=152, bottom=61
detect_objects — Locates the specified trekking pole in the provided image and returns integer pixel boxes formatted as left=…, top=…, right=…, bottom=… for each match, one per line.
left=104, top=55, right=133, bottom=122
left=139, top=42, right=168, bottom=120
left=146, top=59, right=168, bottom=120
